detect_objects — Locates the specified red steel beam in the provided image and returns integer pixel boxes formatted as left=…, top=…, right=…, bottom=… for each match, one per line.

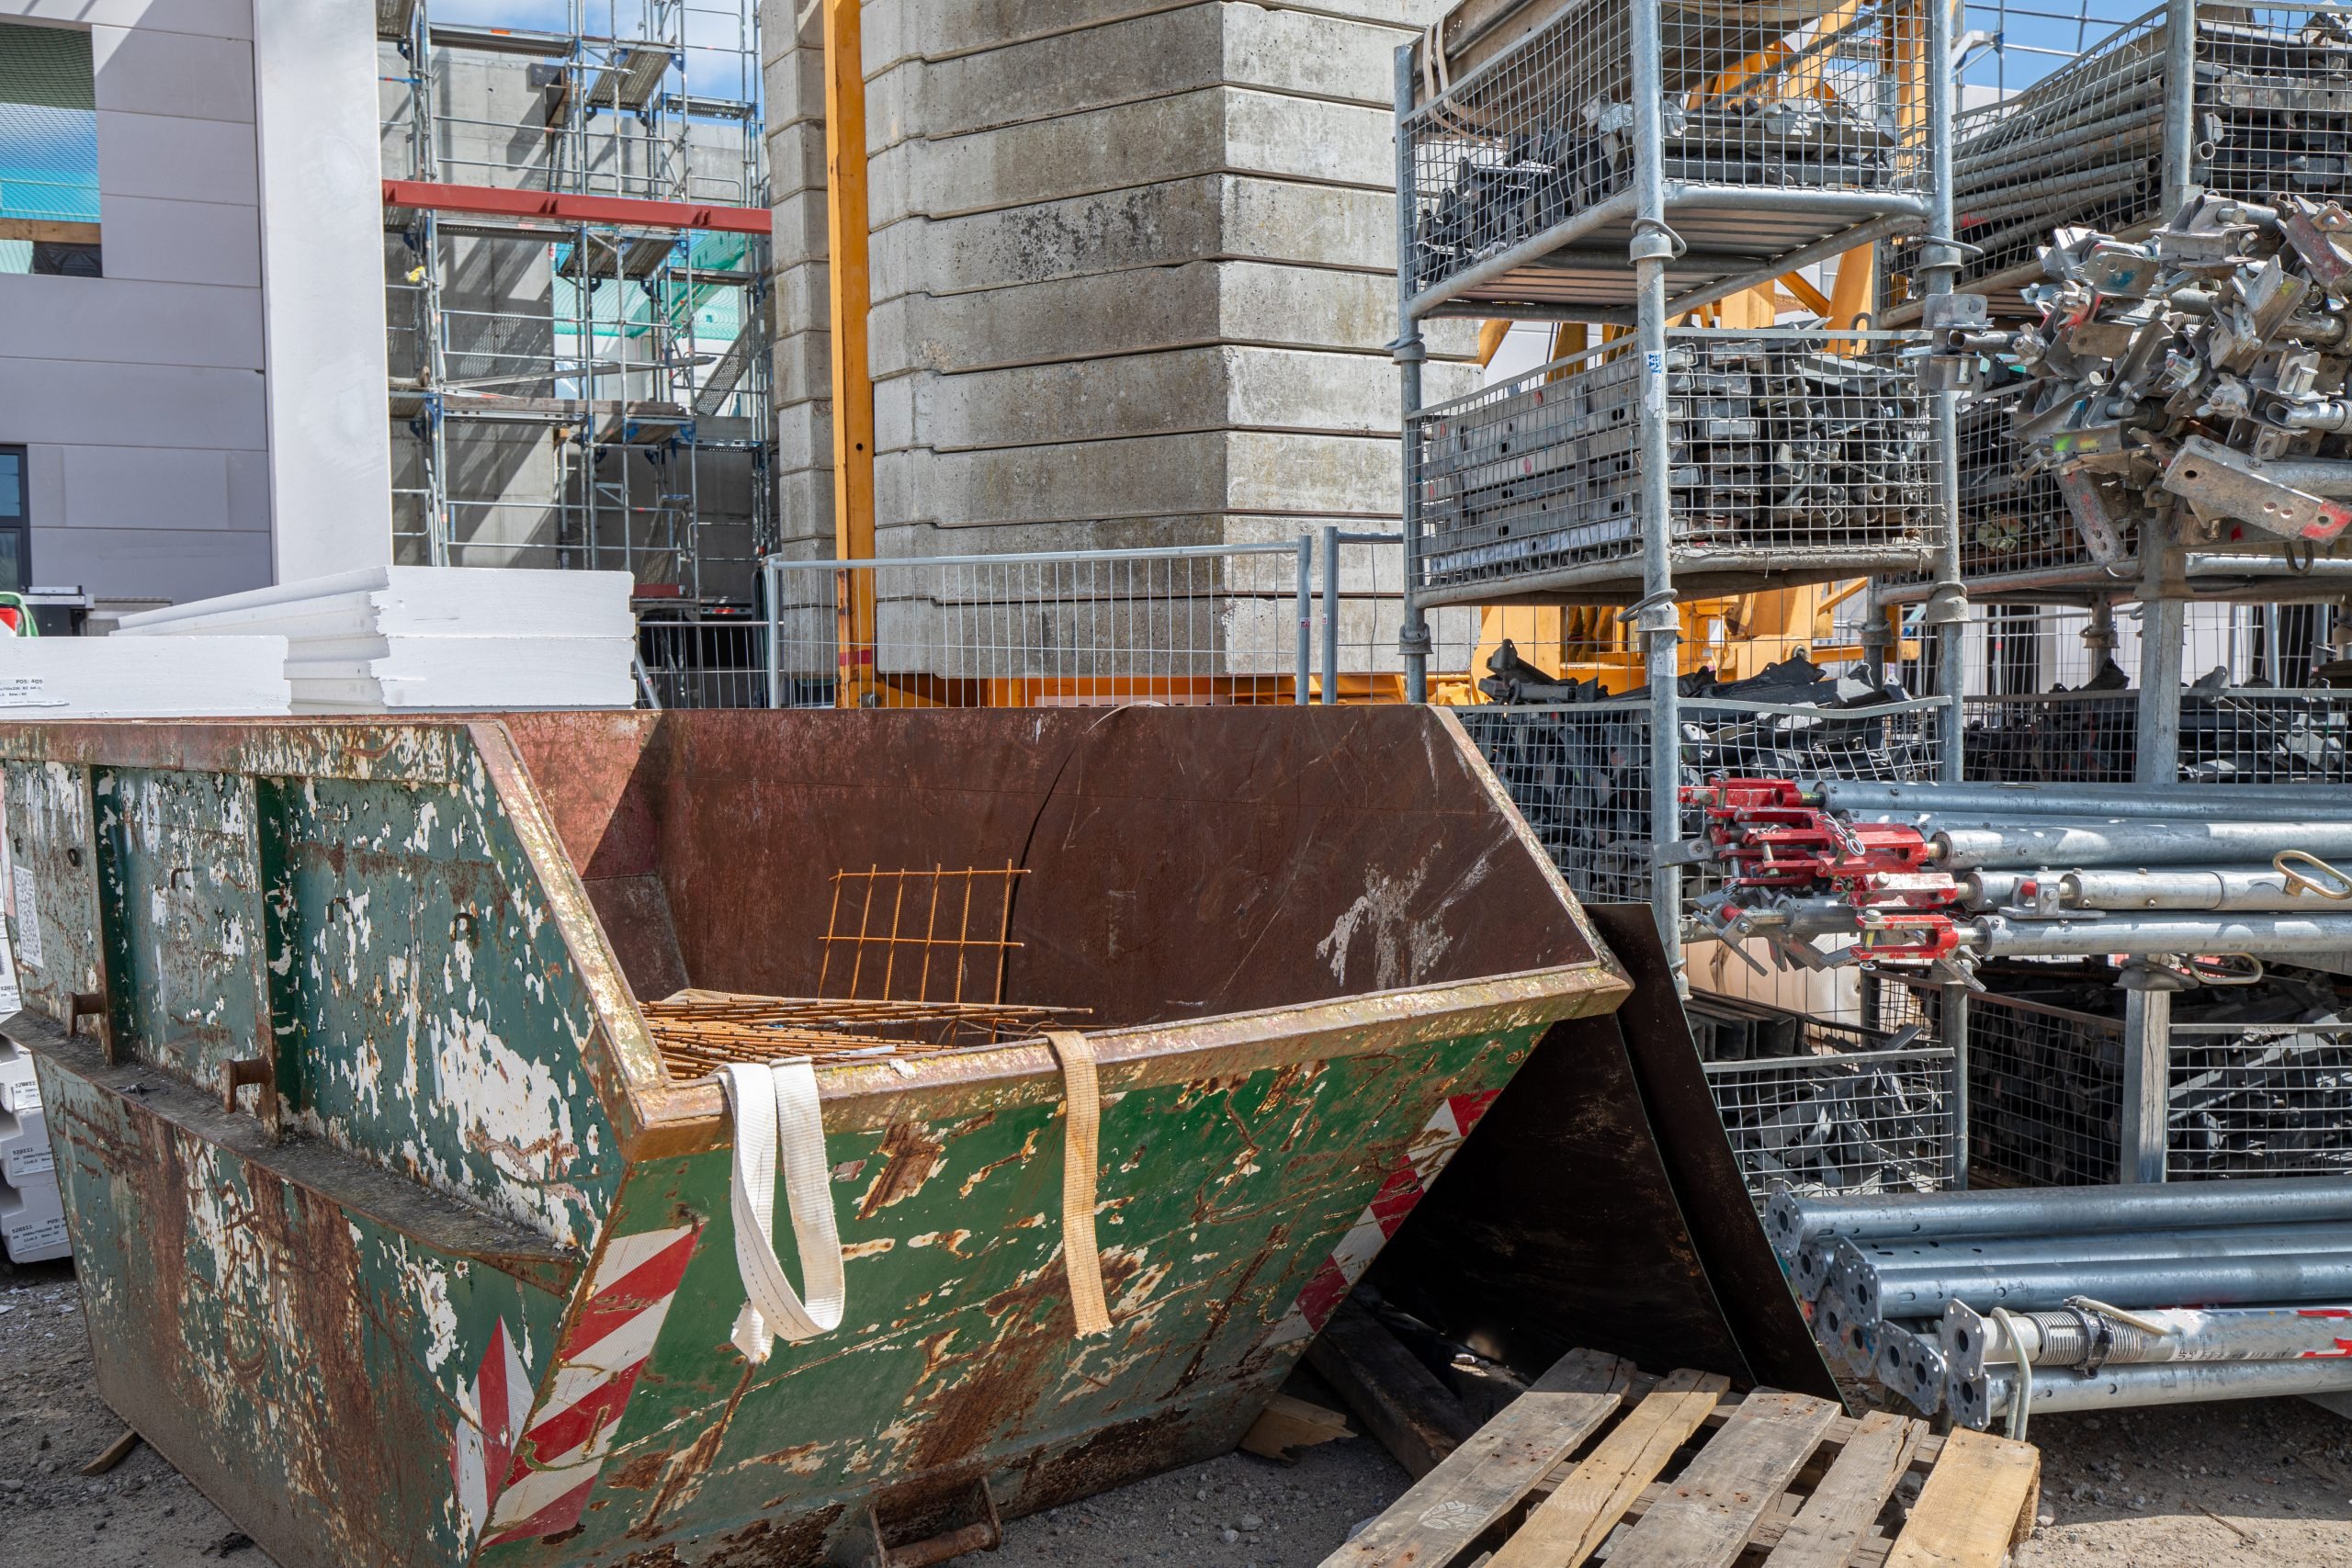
left=381, top=178, right=769, bottom=235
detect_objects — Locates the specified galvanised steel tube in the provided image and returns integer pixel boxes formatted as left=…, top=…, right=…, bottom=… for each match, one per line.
left=2056, top=867, right=2324, bottom=912
left=1392, top=44, right=1430, bottom=705
left=1766, top=1177, right=2352, bottom=1259
left=1849, top=1253, right=2352, bottom=1325
left=1966, top=910, right=2352, bottom=958
left=1840, top=1224, right=2352, bottom=1314
left=1962, top=866, right=2337, bottom=911
left=1943, top=1299, right=2352, bottom=1381
left=1811, top=779, right=2348, bottom=813
left=1955, top=1355, right=2352, bottom=1429
left=1631, top=0, right=1680, bottom=974
left=1932, top=820, right=2352, bottom=871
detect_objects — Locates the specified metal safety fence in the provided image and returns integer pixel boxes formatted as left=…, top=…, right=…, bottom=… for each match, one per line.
left=618, top=537, right=1473, bottom=710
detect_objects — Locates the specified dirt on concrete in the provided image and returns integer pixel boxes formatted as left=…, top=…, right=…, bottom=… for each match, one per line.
left=8, top=1254, right=2352, bottom=1566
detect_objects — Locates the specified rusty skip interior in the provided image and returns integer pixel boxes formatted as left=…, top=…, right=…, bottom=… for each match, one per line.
left=639, top=863, right=1089, bottom=1080
left=511, top=707, right=1603, bottom=1091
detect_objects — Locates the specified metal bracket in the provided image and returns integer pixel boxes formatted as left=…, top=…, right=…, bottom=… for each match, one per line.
left=1918, top=582, right=1970, bottom=626
left=1628, top=218, right=1685, bottom=265
left=2160, top=434, right=2352, bottom=544
left=866, top=1476, right=1002, bottom=1568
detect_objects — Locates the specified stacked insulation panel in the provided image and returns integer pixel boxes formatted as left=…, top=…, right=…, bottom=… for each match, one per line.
left=0, top=1036, right=65, bottom=1264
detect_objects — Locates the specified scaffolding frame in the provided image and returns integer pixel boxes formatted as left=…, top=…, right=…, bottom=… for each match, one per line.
left=380, top=0, right=773, bottom=601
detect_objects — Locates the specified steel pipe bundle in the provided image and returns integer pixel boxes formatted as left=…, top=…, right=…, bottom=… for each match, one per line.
left=1780, top=1179, right=2352, bottom=1430
left=1938, top=6, right=2352, bottom=299
left=1683, top=777, right=2352, bottom=980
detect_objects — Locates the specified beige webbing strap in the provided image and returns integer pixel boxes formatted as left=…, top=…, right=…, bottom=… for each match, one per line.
left=1045, top=1030, right=1113, bottom=1338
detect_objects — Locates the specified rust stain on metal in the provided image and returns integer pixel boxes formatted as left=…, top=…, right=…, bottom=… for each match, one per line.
left=856, top=1119, right=948, bottom=1217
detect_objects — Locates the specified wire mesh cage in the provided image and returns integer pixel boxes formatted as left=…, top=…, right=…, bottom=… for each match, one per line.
left=1413, top=330, right=1936, bottom=603
left=1457, top=694, right=1949, bottom=903
left=1691, top=994, right=1954, bottom=1206
left=1962, top=687, right=2352, bottom=783
left=2168, top=1021, right=2352, bottom=1177
left=1953, top=395, right=2137, bottom=589
left=1402, top=0, right=1926, bottom=308
left=1960, top=988, right=2126, bottom=1188
left=1905, top=3, right=2352, bottom=310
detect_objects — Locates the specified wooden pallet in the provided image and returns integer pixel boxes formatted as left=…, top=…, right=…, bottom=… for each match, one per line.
left=1321, top=1348, right=2041, bottom=1568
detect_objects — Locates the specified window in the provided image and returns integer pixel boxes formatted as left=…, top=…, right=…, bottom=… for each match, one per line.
left=0, top=449, right=28, bottom=593
left=0, top=22, right=99, bottom=278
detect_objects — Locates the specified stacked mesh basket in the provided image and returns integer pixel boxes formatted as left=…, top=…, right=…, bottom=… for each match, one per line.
left=1456, top=694, right=1948, bottom=903
left=1415, top=333, right=1936, bottom=598
left=1689, top=995, right=1953, bottom=1207
left=1962, top=685, right=2352, bottom=784
left=1917, top=979, right=2352, bottom=1185
left=1404, top=0, right=1924, bottom=301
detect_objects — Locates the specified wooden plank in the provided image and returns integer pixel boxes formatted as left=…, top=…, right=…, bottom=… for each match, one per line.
left=1239, top=1394, right=1352, bottom=1461
left=1529, top=1346, right=1637, bottom=1396
left=1306, top=1300, right=1477, bottom=1479
left=1765, top=1410, right=1925, bottom=1568
left=1487, top=1369, right=1730, bottom=1568
left=1607, top=1390, right=1842, bottom=1568
left=1884, top=1427, right=2042, bottom=1568
left=1320, top=1387, right=1626, bottom=1567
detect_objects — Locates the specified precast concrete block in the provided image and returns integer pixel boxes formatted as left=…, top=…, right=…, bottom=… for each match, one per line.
left=773, top=189, right=831, bottom=263
left=766, top=119, right=831, bottom=201
left=772, top=327, right=834, bottom=404
left=771, top=259, right=831, bottom=338
left=775, top=468, right=839, bottom=544
left=861, top=0, right=1440, bottom=73
left=766, top=46, right=826, bottom=130
left=869, top=175, right=1396, bottom=303
left=876, top=428, right=1399, bottom=527
left=865, top=88, right=1390, bottom=225
left=775, top=399, right=837, bottom=471
left=873, top=345, right=1403, bottom=454
left=867, top=260, right=1477, bottom=375
left=864, top=2, right=1398, bottom=149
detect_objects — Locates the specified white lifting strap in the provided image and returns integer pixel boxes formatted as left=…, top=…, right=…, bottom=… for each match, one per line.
left=1045, top=1030, right=1113, bottom=1338
left=721, top=1060, right=847, bottom=1363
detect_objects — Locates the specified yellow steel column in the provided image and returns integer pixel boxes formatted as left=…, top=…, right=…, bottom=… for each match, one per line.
left=825, top=0, right=878, bottom=706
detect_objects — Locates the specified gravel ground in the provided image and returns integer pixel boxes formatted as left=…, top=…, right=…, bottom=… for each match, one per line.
left=8, top=1255, right=2352, bottom=1565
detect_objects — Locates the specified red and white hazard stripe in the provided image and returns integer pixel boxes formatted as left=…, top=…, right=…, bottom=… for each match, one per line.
left=451, top=1223, right=703, bottom=1547
left=1265, top=1089, right=1500, bottom=1347
left=452, top=1317, right=532, bottom=1540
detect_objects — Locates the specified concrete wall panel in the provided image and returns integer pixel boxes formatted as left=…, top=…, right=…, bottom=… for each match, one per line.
left=56, top=446, right=232, bottom=532
left=867, top=3, right=1399, bottom=148
left=871, top=176, right=1395, bottom=301
left=96, top=193, right=264, bottom=288
left=95, top=107, right=259, bottom=206
left=877, top=428, right=1397, bottom=525
left=0, top=274, right=264, bottom=370
left=0, top=359, right=267, bottom=451
left=91, top=23, right=254, bottom=123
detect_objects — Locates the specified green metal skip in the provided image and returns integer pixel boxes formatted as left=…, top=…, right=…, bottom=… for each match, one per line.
left=3, top=707, right=1625, bottom=1567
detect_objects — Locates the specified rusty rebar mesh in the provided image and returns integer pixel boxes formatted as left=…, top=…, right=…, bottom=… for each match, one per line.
left=643, top=992, right=1088, bottom=1077
left=819, top=863, right=1026, bottom=1004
